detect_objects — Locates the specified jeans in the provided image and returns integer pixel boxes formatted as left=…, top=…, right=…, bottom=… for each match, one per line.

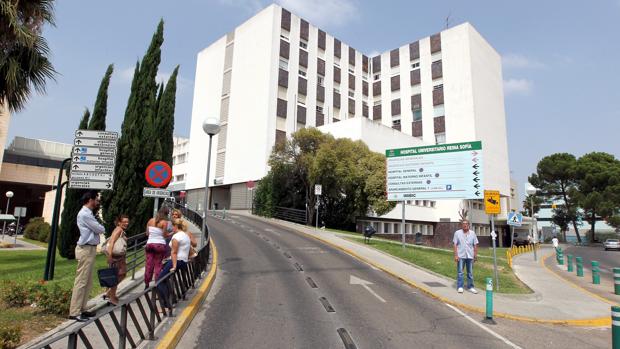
left=145, top=243, right=167, bottom=286
left=157, top=260, right=187, bottom=309
left=457, top=258, right=474, bottom=289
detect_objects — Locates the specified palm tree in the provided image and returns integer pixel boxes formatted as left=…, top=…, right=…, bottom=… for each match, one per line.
left=0, top=0, right=56, bottom=112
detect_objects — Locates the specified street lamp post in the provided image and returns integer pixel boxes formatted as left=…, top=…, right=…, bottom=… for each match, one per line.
left=526, top=184, right=538, bottom=261
left=201, top=117, right=221, bottom=248
left=2, top=191, right=13, bottom=239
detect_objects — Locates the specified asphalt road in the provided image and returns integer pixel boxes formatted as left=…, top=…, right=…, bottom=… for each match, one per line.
left=564, top=244, right=620, bottom=278
left=177, top=215, right=612, bottom=349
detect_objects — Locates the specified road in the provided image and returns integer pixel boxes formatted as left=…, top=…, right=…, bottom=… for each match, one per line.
left=564, top=244, right=620, bottom=278
left=178, top=214, right=611, bottom=349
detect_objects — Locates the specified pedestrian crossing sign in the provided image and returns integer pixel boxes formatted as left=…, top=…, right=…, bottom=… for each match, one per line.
left=507, top=212, right=523, bottom=227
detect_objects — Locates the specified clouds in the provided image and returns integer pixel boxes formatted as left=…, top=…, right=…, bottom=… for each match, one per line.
left=218, top=0, right=360, bottom=28
left=503, top=78, right=533, bottom=95
left=502, top=53, right=544, bottom=69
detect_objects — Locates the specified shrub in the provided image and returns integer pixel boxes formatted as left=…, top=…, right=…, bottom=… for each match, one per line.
left=23, top=217, right=51, bottom=243
left=37, top=284, right=72, bottom=316
left=0, top=324, right=21, bottom=349
left=0, top=281, right=30, bottom=307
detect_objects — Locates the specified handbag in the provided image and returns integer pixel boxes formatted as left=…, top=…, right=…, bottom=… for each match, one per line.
left=102, top=232, right=127, bottom=256
left=97, top=267, right=119, bottom=288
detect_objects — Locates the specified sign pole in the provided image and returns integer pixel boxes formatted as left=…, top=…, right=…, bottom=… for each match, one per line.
left=401, top=201, right=406, bottom=248
left=153, top=197, right=159, bottom=217
left=14, top=214, right=20, bottom=246
left=491, top=214, right=499, bottom=291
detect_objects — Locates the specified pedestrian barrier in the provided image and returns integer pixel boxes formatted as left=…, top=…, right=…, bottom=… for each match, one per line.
left=506, top=243, right=539, bottom=268
left=556, top=247, right=564, bottom=265
left=592, top=261, right=600, bottom=284
left=485, top=277, right=493, bottom=321
left=613, top=306, right=619, bottom=349
left=34, top=206, right=211, bottom=349
left=615, top=268, right=620, bottom=296
left=567, top=254, right=573, bottom=272
left=576, top=257, right=584, bottom=277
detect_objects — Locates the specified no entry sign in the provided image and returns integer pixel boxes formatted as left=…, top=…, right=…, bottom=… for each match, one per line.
left=145, top=161, right=172, bottom=188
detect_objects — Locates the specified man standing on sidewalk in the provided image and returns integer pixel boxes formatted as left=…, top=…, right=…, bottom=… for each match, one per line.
left=453, top=220, right=479, bottom=294
left=69, top=191, right=105, bottom=322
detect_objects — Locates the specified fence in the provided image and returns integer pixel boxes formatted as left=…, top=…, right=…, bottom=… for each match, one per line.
left=273, top=206, right=307, bottom=225
left=506, top=244, right=539, bottom=268
left=33, top=206, right=211, bottom=349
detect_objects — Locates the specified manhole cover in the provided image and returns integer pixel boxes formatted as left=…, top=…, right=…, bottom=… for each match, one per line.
left=423, top=281, right=446, bottom=288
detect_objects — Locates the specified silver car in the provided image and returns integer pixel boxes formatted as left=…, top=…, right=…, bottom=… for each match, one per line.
left=604, top=239, right=620, bottom=251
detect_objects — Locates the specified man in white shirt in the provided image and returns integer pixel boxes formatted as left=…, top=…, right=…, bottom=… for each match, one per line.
left=453, top=220, right=479, bottom=294
left=552, top=236, right=559, bottom=251
left=69, top=191, right=105, bottom=322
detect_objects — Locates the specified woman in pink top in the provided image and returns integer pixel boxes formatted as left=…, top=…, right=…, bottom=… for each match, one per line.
left=144, top=207, right=170, bottom=287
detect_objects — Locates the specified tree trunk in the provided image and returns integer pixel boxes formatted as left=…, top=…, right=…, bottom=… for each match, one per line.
left=590, top=211, right=596, bottom=243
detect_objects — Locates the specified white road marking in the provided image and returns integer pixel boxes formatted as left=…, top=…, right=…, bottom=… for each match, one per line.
left=444, top=303, right=522, bottom=349
left=350, top=275, right=386, bottom=303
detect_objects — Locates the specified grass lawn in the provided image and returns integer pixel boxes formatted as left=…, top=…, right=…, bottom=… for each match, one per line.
left=0, top=249, right=109, bottom=345
left=343, top=236, right=531, bottom=294
left=19, top=237, right=50, bottom=248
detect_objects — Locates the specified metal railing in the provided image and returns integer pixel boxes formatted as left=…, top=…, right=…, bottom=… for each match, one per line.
left=273, top=206, right=307, bottom=225
left=32, top=206, right=211, bottom=349
left=125, top=233, right=147, bottom=281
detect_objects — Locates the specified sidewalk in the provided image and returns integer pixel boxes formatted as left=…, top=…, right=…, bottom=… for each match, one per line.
left=0, top=235, right=46, bottom=250
left=230, top=211, right=613, bottom=326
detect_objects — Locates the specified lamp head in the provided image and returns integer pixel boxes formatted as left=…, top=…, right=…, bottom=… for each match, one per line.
left=202, top=117, right=221, bottom=136
left=525, top=183, right=537, bottom=196
left=5, top=191, right=13, bottom=198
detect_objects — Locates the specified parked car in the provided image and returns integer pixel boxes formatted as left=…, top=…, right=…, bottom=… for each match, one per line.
left=603, top=239, right=620, bottom=251
left=513, top=230, right=532, bottom=247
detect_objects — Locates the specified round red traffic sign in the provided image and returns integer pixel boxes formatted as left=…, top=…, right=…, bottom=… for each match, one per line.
left=145, top=161, right=172, bottom=188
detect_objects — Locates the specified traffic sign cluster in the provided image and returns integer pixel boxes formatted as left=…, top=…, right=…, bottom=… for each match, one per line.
left=69, top=130, right=118, bottom=190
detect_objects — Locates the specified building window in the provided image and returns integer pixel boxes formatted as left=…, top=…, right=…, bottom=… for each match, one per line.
left=175, top=174, right=185, bottom=182
left=299, top=67, right=307, bottom=77
left=280, top=30, right=289, bottom=41
left=373, top=73, right=380, bottom=81
left=317, top=75, right=324, bottom=86
left=334, top=60, right=340, bottom=67
left=392, top=119, right=401, bottom=127
left=435, top=132, right=446, bottom=145
left=175, top=153, right=187, bottom=164
left=413, top=109, right=422, bottom=121
left=349, top=66, right=355, bottom=74
left=411, top=61, right=420, bottom=69
left=434, top=84, right=443, bottom=90
left=316, top=105, right=323, bottom=113
left=279, top=57, right=288, bottom=71
left=348, top=89, right=355, bottom=98
left=300, top=39, right=308, bottom=49
left=373, top=100, right=381, bottom=106
left=415, top=200, right=420, bottom=206
left=433, top=104, right=445, bottom=117
left=383, top=223, right=389, bottom=234
left=430, top=201, right=436, bottom=208
left=297, top=95, right=306, bottom=105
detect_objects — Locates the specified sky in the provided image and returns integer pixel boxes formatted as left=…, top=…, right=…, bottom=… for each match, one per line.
left=8, top=0, right=620, bottom=200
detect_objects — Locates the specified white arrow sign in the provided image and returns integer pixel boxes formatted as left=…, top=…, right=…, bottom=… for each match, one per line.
left=72, top=154, right=116, bottom=165
left=73, top=146, right=116, bottom=156
left=71, top=163, right=115, bottom=173
left=69, top=180, right=113, bottom=190
left=74, top=138, right=117, bottom=148
left=350, top=275, right=386, bottom=303
left=75, top=130, right=118, bottom=140
left=70, top=171, right=114, bottom=181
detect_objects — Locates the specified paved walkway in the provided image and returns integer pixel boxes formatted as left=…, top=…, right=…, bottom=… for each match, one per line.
left=0, top=235, right=46, bottom=250
left=230, top=211, right=614, bottom=326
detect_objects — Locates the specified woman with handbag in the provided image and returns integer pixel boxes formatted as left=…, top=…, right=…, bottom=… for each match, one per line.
left=105, top=214, right=129, bottom=306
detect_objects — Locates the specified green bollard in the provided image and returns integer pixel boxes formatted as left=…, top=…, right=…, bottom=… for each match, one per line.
left=615, top=268, right=620, bottom=295
left=558, top=249, right=564, bottom=265
left=576, top=257, right=584, bottom=277
left=485, top=277, right=493, bottom=320
left=567, top=255, right=573, bottom=272
left=592, top=261, right=600, bottom=284
left=612, top=306, right=620, bottom=349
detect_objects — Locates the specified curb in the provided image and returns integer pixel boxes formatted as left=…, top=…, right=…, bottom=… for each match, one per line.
left=540, top=251, right=619, bottom=308
left=242, top=214, right=611, bottom=327
left=156, top=239, right=219, bottom=349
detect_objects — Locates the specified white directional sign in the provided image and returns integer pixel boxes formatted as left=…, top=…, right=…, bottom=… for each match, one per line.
left=69, top=129, right=118, bottom=190
left=386, top=141, right=484, bottom=200
left=315, top=184, right=322, bottom=196
left=72, top=146, right=116, bottom=156
left=143, top=188, right=172, bottom=198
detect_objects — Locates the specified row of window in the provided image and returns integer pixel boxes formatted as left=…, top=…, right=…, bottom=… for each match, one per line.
left=366, top=221, right=435, bottom=235
left=172, top=153, right=187, bottom=165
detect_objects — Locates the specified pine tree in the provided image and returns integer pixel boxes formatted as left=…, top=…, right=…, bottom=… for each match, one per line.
left=57, top=109, right=90, bottom=259
left=102, top=20, right=164, bottom=236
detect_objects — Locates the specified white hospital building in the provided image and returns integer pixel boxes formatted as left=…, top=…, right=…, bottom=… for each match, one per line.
left=186, top=4, right=515, bottom=247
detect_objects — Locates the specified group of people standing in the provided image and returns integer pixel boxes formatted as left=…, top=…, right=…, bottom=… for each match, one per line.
left=68, top=191, right=197, bottom=322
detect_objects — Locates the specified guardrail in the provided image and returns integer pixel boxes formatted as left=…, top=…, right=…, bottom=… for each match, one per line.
left=32, top=206, right=211, bottom=349
left=273, top=206, right=307, bottom=225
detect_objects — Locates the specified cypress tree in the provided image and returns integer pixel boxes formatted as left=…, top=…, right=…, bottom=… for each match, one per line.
left=88, top=64, right=113, bottom=131
left=103, top=20, right=164, bottom=236
left=156, top=65, right=178, bottom=166
left=57, top=109, right=90, bottom=259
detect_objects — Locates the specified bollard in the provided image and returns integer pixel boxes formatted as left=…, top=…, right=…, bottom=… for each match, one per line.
left=484, top=277, right=494, bottom=323
left=558, top=248, right=564, bottom=265
left=592, top=261, right=600, bottom=285
left=613, top=306, right=620, bottom=349
left=615, top=268, right=620, bottom=295
left=567, top=255, right=573, bottom=272
left=576, top=257, right=584, bottom=277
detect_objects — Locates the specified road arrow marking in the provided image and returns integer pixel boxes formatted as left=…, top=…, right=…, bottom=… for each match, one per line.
left=350, top=275, right=386, bottom=303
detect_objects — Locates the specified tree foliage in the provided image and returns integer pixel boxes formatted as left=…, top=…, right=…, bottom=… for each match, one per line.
left=521, top=194, right=543, bottom=216
left=254, top=128, right=395, bottom=231
left=0, top=0, right=56, bottom=112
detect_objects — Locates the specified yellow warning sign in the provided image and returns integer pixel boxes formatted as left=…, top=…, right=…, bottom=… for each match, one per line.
left=484, top=190, right=501, bottom=214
